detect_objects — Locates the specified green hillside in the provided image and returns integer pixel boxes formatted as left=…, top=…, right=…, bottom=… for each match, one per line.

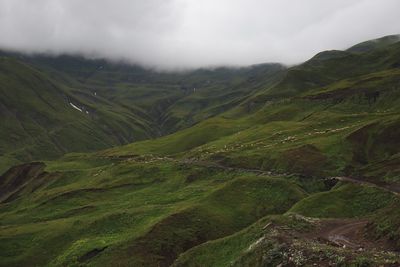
left=0, top=57, right=157, bottom=171
left=0, top=52, right=284, bottom=172
left=0, top=35, right=400, bottom=266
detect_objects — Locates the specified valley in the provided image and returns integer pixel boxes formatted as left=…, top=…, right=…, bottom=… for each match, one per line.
left=0, top=35, right=400, bottom=266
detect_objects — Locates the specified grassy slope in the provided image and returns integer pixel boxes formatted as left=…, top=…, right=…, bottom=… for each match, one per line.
left=21, top=53, right=285, bottom=135
left=0, top=154, right=306, bottom=267
left=174, top=181, right=399, bottom=267
left=101, top=39, right=400, bottom=182
left=0, top=53, right=285, bottom=173
left=0, top=57, right=157, bottom=172
left=172, top=214, right=319, bottom=267
left=368, top=198, right=400, bottom=247
left=0, top=36, right=400, bottom=266
left=168, top=38, right=400, bottom=266
left=102, top=38, right=400, bottom=265
left=288, top=182, right=397, bottom=218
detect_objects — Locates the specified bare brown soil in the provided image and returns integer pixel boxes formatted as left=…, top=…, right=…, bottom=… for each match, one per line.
left=299, top=217, right=399, bottom=255
left=261, top=216, right=400, bottom=266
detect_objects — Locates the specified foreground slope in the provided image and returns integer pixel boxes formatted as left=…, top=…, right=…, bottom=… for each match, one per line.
left=0, top=155, right=307, bottom=266
left=0, top=35, right=400, bottom=266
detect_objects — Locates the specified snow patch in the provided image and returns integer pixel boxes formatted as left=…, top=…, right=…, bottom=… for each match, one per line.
left=70, top=102, right=83, bottom=112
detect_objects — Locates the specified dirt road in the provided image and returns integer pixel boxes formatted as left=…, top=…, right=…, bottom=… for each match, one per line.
left=323, top=220, right=369, bottom=249
left=333, top=176, right=400, bottom=195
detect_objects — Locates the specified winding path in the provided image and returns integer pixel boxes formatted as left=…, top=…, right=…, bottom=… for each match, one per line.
left=116, top=155, right=400, bottom=251
left=182, top=159, right=400, bottom=196
left=332, top=176, right=400, bottom=195
left=117, top=155, right=400, bottom=196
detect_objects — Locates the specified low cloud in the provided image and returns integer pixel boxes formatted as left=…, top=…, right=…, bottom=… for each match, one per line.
left=0, top=0, right=399, bottom=69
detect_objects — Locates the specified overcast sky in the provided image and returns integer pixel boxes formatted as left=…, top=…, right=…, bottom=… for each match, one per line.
left=0, top=0, right=399, bottom=69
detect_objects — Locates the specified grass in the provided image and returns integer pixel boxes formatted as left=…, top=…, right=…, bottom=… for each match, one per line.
left=288, top=182, right=397, bottom=218
left=1, top=35, right=400, bottom=266
left=172, top=214, right=313, bottom=267
left=87, top=175, right=306, bottom=267
left=368, top=197, right=400, bottom=247
left=0, top=153, right=306, bottom=266
left=0, top=57, right=156, bottom=173
left=0, top=54, right=284, bottom=173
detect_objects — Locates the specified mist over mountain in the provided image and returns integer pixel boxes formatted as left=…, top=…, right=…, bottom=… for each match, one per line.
left=1, top=0, right=400, bottom=69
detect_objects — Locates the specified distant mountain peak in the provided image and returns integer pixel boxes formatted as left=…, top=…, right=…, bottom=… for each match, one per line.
left=347, top=34, right=400, bottom=53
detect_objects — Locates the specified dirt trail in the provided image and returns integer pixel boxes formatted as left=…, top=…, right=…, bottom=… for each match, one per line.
left=184, top=160, right=400, bottom=196
left=322, top=220, right=369, bottom=249
left=182, top=160, right=400, bottom=196
left=333, top=176, right=400, bottom=195
left=118, top=154, right=400, bottom=196
left=314, top=218, right=397, bottom=252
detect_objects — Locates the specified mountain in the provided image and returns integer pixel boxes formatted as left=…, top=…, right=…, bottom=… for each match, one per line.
left=0, top=56, right=158, bottom=171
left=0, top=35, right=400, bottom=266
left=347, top=34, right=400, bottom=53
left=0, top=52, right=284, bottom=172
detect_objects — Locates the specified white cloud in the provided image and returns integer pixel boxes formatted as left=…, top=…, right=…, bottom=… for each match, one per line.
left=0, top=0, right=399, bottom=69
